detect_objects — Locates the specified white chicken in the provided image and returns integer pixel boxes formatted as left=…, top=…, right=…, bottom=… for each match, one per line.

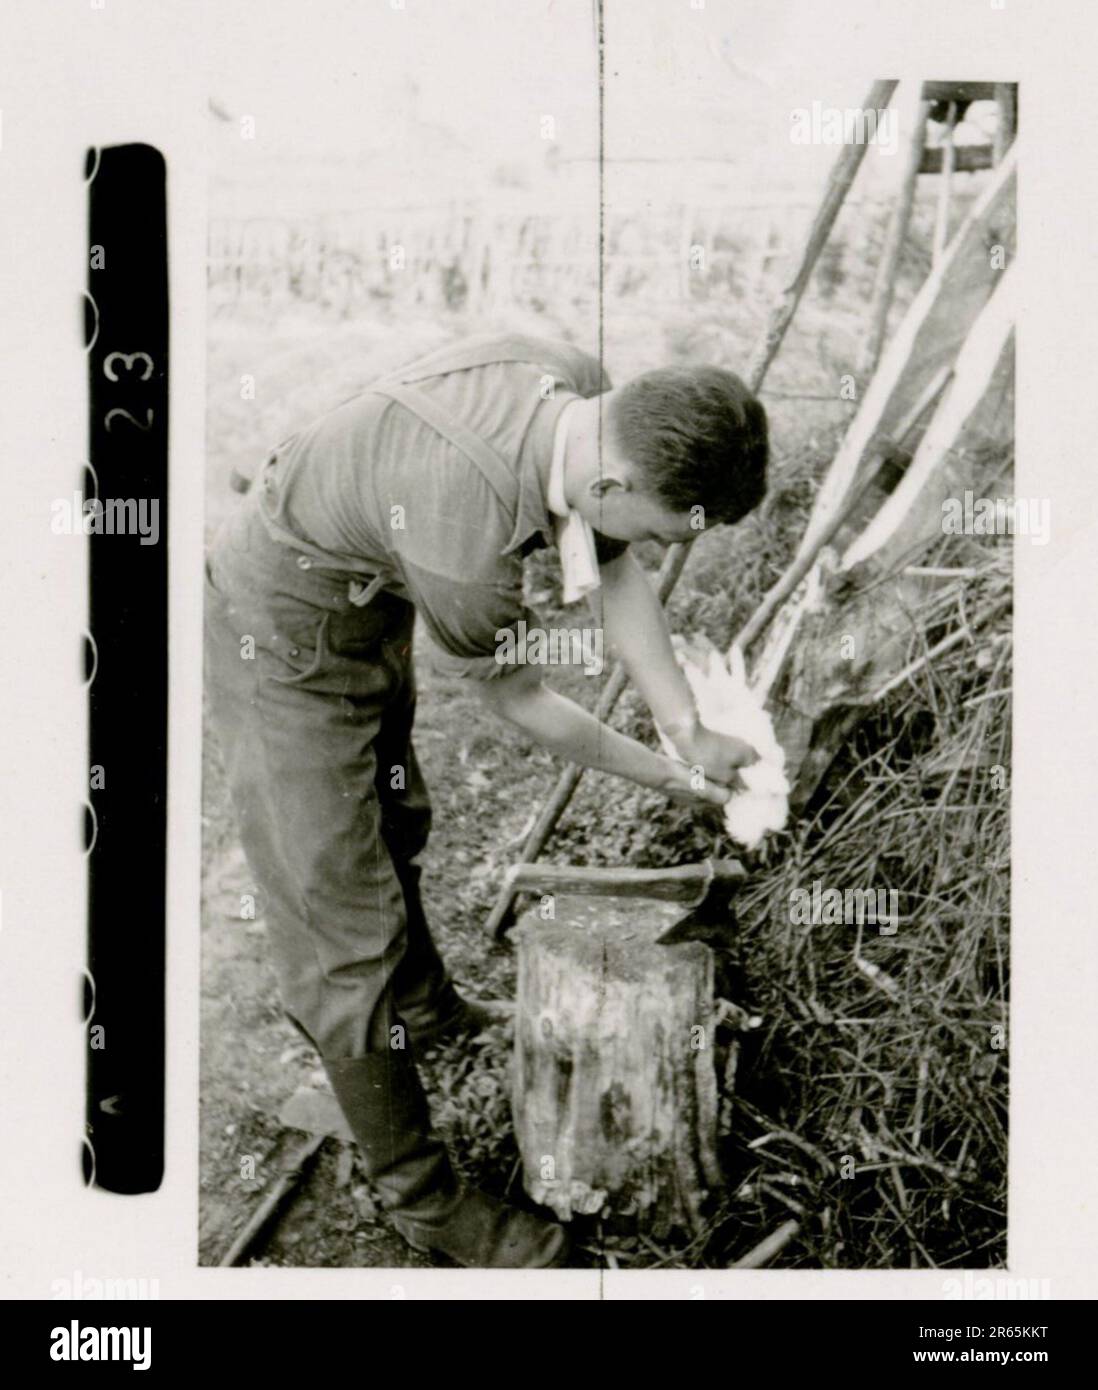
left=658, top=635, right=790, bottom=850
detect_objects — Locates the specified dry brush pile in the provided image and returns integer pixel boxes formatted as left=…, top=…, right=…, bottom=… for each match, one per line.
left=721, top=533, right=1010, bottom=1270
left=539, top=481, right=1011, bottom=1269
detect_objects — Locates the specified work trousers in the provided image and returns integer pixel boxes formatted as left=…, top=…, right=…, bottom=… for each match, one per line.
left=204, top=488, right=451, bottom=1059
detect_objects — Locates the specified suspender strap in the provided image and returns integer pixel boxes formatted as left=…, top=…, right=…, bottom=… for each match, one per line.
left=395, top=337, right=585, bottom=390
left=369, top=336, right=599, bottom=510
left=369, top=380, right=520, bottom=513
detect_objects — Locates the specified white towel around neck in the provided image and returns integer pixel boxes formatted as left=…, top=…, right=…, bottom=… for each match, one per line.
left=547, top=398, right=601, bottom=606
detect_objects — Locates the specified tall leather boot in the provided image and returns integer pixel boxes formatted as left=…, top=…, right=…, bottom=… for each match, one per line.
left=389, top=861, right=515, bottom=1049
left=324, top=1050, right=569, bottom=1268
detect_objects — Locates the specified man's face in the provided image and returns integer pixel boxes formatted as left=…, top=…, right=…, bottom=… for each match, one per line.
left=573, top=475, right=698, bottom=545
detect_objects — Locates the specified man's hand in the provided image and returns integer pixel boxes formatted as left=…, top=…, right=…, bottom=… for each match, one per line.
left=658, top=757, right=734, bottom=810
left=673, top=723, right=759, bottom=791
left=594, top=555, right=759, bottom=791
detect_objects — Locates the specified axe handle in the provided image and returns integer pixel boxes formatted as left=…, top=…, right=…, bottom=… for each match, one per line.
left=505, top=858, right=744, bottom=903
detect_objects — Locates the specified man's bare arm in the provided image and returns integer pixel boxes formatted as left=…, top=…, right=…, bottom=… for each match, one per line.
left=592, top=549, right=759, bottom=783
left=477, top=662, right=727, bottom=808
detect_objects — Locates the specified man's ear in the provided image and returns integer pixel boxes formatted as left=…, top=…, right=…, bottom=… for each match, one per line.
left=589, top=473, right=628, bottom=500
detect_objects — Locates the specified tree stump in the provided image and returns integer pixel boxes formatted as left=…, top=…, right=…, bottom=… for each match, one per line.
left=512, top=895, right=722, bottom=1237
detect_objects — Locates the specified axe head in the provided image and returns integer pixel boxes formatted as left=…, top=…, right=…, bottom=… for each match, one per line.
left=655, top=867, right=741, bottom=950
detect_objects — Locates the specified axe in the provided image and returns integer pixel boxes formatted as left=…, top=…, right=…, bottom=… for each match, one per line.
left=504, top=856, right=745, bottom=948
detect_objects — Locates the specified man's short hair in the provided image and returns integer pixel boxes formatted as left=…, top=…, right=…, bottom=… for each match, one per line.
left=609, top=365, right=768, bottom=524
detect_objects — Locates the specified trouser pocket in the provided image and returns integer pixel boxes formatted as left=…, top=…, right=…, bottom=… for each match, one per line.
left=268, top=610, right=333, bottom=686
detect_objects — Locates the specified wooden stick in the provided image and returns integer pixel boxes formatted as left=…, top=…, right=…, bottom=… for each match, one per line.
left=919, top=143, right=992, bottom=176
left=485, top=80, right=899, bottom=940
left=506, top=857, right=745, bottom=903
left=843, top=267, right=1015, bottom=573
left=932, top=102, right=958, bottom=267
left=920, top=80, right=996, bottom=104
left=993, top=83, right=1016, bottom=165
left=743, top=79, right=900, bottom=390
left=793, top=146, right=1014, bottom=568
left=861, top=97, right=931, bottom=376
left=730, top=1219, right=801, bottom=1269
left=217, top=1134, right=324, bottom=1267
left=734, top=363, right=953, bottom=653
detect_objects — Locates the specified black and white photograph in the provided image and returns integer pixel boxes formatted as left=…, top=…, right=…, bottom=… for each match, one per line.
left=198, top=6, right=1016, bottom=1274
left=1, top=0, right=1096, bottom=1334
